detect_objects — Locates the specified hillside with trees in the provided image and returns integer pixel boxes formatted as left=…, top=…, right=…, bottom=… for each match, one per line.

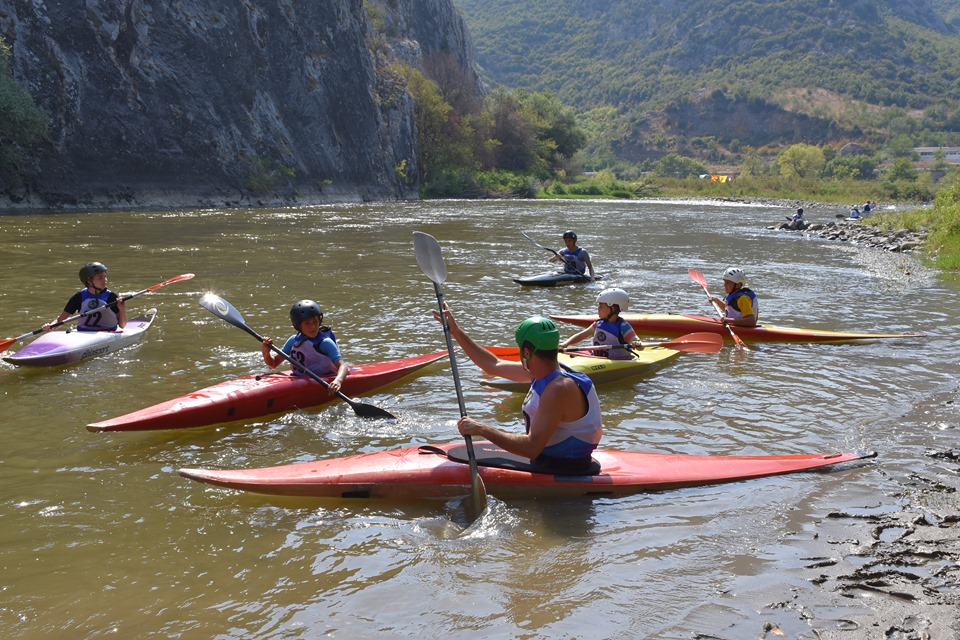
left=452, top=0, right=960, bottom=168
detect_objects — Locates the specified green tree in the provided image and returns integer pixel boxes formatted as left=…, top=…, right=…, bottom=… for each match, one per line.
left=653, top=153, right=707, bottom=178
left=885, top=134, right=917, bottom=160
left=775, top=144, right=825, bottom=179
left=1, top=39, right=49, bottom=189
left=887, top=157, right=918, bottom=181
left=486, top=88, right=542, bottom=174
left=824, top=154, right=878, bottom=180
left=399, top=65, right=475, bottom=184
left=738, top=152, right=766, bottom=178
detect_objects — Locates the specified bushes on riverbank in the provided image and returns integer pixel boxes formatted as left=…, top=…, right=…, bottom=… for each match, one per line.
left=869, top=174, right=960, bottom=270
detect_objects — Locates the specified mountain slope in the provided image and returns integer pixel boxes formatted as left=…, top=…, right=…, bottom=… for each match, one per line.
left=454, top=0, right=960, bottom=155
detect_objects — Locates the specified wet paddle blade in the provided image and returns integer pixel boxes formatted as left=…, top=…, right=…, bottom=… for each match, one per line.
left=660, top=332, right=725, bottom=353
left=199, top=293, right=245, bottom=326
left=521, top=231, right=560, bottom=257
left=467, top=471, right=488, bottom=521
left=0, top=338, right=17, bottom=353
left=348, top=399, right=398, bottom=420
left=413, top=232, right=447, bottom=285
left=688, top=268, right=708, bottom=288
left=140, top=273, right=196, bottom=295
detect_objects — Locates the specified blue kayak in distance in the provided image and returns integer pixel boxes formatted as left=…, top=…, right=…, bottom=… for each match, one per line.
left=513, top=271, right=604, bottom=287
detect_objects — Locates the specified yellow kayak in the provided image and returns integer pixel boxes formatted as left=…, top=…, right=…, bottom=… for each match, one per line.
left=479, top=346, right=680, bottom=392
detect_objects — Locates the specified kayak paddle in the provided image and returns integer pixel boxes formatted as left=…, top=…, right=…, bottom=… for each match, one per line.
left=521, top=231, right=562, bottom=259
left=487, top=332, right=724, bottom=359
left=688, top=268, right=751, bottom=351
left=564, top=332, right=724, bottom=354
left=198, top=293, right=395, bottom=420
left=412, top=231, right=488, bottom=522
left=0, top=272, right=195, bottom=354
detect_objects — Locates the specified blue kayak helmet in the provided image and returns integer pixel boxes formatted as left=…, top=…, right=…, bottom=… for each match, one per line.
left=515, top=316, right=560, bottom=353
left=290, top=299, right=323, bottom=331
left=79, top=262, right=108, bottom=285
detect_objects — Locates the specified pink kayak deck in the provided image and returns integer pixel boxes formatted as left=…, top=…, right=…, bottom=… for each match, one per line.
left=88, top=350, right=447, bottom=432
left=180, top=442, right=873, bottom=500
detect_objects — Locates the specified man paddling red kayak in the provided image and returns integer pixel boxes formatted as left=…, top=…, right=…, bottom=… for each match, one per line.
left=435, top=306, right=603, bottom=475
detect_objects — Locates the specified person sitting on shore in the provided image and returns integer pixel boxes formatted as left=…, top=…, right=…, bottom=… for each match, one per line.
left=788, top=207, right=806, bottom=230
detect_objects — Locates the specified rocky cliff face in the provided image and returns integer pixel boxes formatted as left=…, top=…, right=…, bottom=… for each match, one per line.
left=0, top=0, right=477, bottom=209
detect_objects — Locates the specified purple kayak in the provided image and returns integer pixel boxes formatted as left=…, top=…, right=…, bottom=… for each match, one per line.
left=3, top=309, right=158, bottom=367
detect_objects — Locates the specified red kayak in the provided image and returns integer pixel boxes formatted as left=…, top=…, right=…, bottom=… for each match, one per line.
left=88, top=350, right=447, bottom=432
left=550, top=313, right=924, bottom=344
left=179, top=441, right=873, bottom=500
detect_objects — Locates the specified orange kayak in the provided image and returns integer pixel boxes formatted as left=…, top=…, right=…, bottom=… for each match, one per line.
left=550, top=313, right=924, bottom=344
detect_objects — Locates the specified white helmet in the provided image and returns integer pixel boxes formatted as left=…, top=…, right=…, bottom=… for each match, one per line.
left=722, top=267, right=746, bottom=284
left=596, top=287, right=629, bottom=312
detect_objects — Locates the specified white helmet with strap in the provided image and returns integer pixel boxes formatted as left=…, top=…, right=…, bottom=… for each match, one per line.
left=722, top=268, right=746, bottom=285
left=596, top=287, right=629, bottom=312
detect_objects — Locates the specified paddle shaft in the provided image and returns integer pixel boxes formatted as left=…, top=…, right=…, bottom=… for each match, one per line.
left=521, top=231, right=562, bottom=259
left=1, top=273, right=194, bottom=351
left=413, top=231, right=487, bottom=520
left=688, top=268, right=750, bottom=350
left=489, top=332, right=723, bottom=360
left=564, top=334, right=723, bottom=354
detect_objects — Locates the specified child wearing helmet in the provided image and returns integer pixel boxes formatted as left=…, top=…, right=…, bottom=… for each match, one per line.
left=433, top=304, right=602, bottom=474
left=560, top=288, right=643, bottom=359
left=42, top=262, right=127, bottom=332
left=548, top=230, right=595, bottom=280
left=261, top=299, right=348, bottom=395
left=708, top=268, right=758, bottom=327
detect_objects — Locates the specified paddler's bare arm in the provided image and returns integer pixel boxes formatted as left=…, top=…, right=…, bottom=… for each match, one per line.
left=433, top=303, right=532, bottom=382
left=458, top=376, right=581, bottom=459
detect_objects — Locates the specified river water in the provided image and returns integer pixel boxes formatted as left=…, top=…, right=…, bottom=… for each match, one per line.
left=1, top=199, right=957, bottom=639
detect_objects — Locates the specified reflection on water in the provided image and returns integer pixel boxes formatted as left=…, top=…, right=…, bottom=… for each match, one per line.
left=1, top=200, right=957, bottom=638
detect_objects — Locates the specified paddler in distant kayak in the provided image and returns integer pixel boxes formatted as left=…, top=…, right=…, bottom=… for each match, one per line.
left=434, top=307, right=603, bottom=474
left=558, top=287, right=643, bottom=359
left=549, top=230, right=595, bottom=280
left=261, top=299, right=349, bottom=395
left=708, top=268, right=758, bottom=328
left=42, top=262, right=127, bottom=332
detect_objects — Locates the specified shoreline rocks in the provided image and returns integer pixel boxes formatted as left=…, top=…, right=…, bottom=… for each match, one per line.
left=771, top=219, right=928, bottom=253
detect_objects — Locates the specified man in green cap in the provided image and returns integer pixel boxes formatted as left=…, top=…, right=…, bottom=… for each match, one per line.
left=433, top=304, right=603, bottom=474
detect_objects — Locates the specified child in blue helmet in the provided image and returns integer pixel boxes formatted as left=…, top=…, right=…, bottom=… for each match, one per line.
left=43, top=262, right=127, bottom=332
left=261, top=299, right=348, bottom=395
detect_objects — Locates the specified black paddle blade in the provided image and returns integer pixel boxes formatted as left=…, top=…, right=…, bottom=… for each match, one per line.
left=199, top=293, right=245, bottom=327
left=349, top=398, right=397, bottom=420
